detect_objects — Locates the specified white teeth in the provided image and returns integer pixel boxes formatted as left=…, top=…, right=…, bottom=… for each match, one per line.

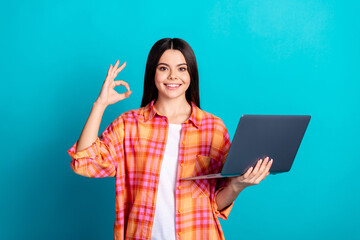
left=166, top=84, right=180, bottom=87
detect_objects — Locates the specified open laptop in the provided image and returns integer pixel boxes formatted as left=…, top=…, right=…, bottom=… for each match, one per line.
left=180, top=115, right=311, bottom=180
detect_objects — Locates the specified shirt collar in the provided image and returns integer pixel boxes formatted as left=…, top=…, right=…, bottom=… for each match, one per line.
left=142, top=99, right=202, bottom=128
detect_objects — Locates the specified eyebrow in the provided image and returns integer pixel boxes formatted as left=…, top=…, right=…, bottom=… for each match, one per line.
left=157, top=63, right=187, bottom=67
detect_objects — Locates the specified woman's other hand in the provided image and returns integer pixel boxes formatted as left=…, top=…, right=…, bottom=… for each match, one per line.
left=229, top=156, right=273, bottom=192
left=95, top=60, right=132, bottom=107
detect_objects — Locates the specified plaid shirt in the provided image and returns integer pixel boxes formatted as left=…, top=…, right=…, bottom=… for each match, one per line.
left=67, top=99, right=234, bottom=240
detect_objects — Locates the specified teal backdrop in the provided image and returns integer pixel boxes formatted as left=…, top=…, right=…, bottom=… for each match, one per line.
left=1, top=0, right=359, bottom=239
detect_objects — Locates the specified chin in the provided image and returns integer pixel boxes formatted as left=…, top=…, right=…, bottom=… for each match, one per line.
left=160, top=92, right=186, bottom=100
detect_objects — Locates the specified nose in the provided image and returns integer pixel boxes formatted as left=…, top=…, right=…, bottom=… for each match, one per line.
left=168, top=69, right=178, bottom=80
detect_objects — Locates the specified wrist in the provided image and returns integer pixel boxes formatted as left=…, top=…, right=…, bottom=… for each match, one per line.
left=228, top=179, right=246, bottom=194
left=93, top=100, right=108, bottom=110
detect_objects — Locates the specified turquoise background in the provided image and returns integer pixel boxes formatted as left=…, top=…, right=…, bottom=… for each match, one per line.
left=1, top=0, right=359, bottom=239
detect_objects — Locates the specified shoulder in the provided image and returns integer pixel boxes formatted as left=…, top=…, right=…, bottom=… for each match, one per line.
left=110, top=105, right=146, bottom=126
left=199, top=108, right=227, bottom=130
left=199, top=108, right=231, bottom=154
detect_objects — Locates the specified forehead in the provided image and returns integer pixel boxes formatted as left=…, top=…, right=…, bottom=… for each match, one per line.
left=158, top=49, right=186, bottom=64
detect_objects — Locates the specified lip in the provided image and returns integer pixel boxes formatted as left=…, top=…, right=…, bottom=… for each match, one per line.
left=164, top=83, right=181, bottom=90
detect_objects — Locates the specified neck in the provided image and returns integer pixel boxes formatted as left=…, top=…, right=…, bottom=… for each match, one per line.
left=154, top=96, right=191, bottom=117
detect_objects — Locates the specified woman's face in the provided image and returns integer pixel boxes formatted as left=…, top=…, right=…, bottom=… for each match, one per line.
left=154, top=49, right=190, bottom=101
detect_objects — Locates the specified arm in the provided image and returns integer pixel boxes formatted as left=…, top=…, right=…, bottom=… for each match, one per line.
left=67, top=60, right=132, bottom=178
left=215, top=179, right=245, bottom=212
left=76, top=101, right=107, bottom=152
left=76, top=60, right=131, bottom=152
left=216, top=157, right=273, bottom=211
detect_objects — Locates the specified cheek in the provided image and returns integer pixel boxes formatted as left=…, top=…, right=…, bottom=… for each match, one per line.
left=154, top=79, right=161, bottom=91
left=155, top=71, right=166, bottom=82
left=183, top=73, right=191, bottom=84
left=154, top=72, right=167, bottom=91
left=154, top=73, right=162, bottom=85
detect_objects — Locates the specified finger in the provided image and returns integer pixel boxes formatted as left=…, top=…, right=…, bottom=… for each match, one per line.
left=114, top=61, right=127, bottom=76
left=247, top=159, right=263, bottom=182
left=111, top=60, right=120, bottom=75
left=254, top=170, right=269, bottom=184
left=235, top=166, right=253, bottom=183
left=256, top=157, right=271, bottom=176
left=258, top=156, right=270, bottom=174
left=106, top=64, right=111, bottom=77
left=255, top=158, right=273, bottom=182
left=123, top=90, right=132, bottom=98
left=113, top=63, right=126, bottom=80
left=265, top=158, right=273, bottom=172
left=243, top=166, right=253, bottom=179
left=116, top=90, right=132, bottom=102
left=107, top=64, right=113, bottom=76
left=255, top=159, right=272, bottom=182
left=251, top=158, right=263, bottom=176
left=107, top=64, right=113, bottom=80
left=114, top=80, right=130, bottom=91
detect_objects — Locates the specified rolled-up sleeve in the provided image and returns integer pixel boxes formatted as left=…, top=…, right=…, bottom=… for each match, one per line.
left=211, top=120, right=234, bottom=220
left=212, top=179, right=234, bottom=220
left=67, top=116, right=124, bottom=178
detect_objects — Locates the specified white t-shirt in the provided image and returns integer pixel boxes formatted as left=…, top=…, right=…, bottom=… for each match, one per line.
left=150, top=123, right=182, bottom=240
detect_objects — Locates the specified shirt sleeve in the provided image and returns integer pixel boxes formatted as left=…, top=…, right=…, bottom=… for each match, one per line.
left=67, top=116, right=125, bottom=178
left=210, top=119, right=234, bottom=220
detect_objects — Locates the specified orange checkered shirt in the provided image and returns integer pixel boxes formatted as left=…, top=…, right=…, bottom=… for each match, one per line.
left=67, top=99, right=234, bottom=240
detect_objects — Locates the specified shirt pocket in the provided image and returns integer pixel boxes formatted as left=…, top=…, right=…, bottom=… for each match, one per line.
left=190, top=155, right=215, bottom=198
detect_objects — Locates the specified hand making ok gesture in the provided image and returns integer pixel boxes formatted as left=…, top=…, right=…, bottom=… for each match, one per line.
left=96, top=60, right=132, bottom=107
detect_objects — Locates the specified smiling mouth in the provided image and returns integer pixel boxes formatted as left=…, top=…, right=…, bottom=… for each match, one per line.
left=164, top=83, right=181, bottom=89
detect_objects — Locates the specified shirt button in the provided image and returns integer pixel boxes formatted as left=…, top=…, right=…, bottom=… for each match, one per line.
left=178, top=231, right=182, bottom=235
left=178, top=186, right=182, bottom=190
left=182, top=141, right=185, bottom=145
left=178, top=209, right=182, bottom=213
left=180, top=163, right=184, bottom=167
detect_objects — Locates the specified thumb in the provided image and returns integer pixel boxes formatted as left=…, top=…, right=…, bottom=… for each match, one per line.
left=124, top=90, right=132, bottom=98
left=114, top=90, right=132, bottom=103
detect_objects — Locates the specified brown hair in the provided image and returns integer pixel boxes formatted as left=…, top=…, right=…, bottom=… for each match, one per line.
left=140, top=38, right=200, bottom=108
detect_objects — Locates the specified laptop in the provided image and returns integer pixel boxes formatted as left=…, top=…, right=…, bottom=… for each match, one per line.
left=180, top=115, right=311, bottom=180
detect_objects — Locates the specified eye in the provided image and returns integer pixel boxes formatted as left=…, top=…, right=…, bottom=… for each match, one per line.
left=159, top=66, right=167, bottom=71
left=179, top=67, right=187, bottom=71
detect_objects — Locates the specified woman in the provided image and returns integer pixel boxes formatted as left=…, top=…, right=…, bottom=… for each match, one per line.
left=67, top=38, right=273, bottom=240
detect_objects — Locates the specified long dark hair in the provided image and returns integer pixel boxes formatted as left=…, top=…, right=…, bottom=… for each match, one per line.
left=140, top=38, right=200, bottom=108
